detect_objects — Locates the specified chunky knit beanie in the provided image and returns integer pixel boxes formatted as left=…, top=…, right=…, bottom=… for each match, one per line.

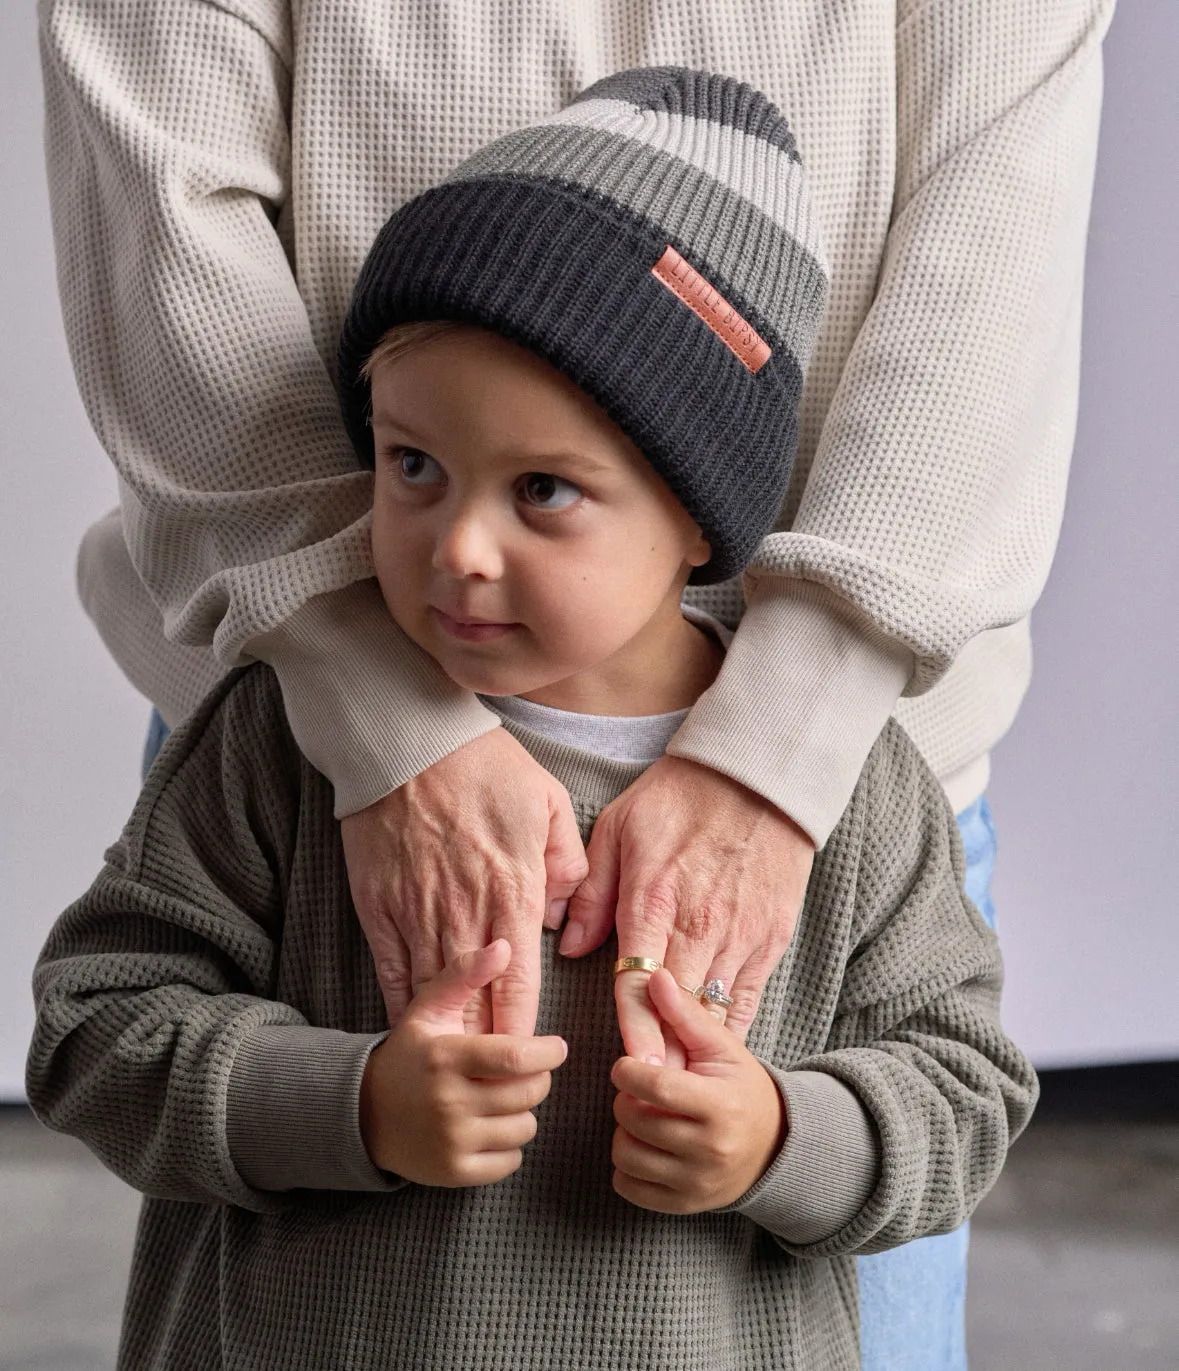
left=338, top=67, right=828, bottom=584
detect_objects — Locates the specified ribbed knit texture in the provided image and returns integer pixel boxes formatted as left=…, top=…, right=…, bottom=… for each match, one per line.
left=28, top=666, right=1036, bottom=1371
left=45, top=1, right=1113, bottom=835
left=337, top=68, right=827, bottom=584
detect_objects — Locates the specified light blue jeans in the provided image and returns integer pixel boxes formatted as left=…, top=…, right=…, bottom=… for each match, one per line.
left=857, top=794, right=997, bottom=1371
left=144, top=713, right=997, bottom=1368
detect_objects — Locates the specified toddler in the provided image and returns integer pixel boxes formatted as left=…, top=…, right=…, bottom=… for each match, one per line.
left=28, top=68, right=1035, bottom=1370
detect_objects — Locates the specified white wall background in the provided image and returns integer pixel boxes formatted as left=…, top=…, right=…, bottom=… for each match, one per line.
left=1, top=4, right=1176, bottom=1096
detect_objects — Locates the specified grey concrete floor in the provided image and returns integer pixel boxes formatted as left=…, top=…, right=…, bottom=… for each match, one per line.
left=1, top=1108, right=1176, bottom=1370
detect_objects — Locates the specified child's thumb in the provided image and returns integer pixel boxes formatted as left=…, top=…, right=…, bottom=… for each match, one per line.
left=406, top=940, right=512, bottom=1031
left=646, top=969, right=738, bottom=1066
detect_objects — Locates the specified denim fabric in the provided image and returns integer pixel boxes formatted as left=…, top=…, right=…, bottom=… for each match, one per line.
left=142, top=708, right=171, bottom=781
left=857, top=794, right=997, bottom=1371
left=142, top=710, right=997, bottom=1367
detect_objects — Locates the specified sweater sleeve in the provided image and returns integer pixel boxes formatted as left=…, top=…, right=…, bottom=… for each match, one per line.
left=39, top=0, right=499, bottom=814
left=733, top=721, right=1038, bottom=1253
left=671, top=0, right=1114, bottom=844
left=25, top=668, right=402, bottom=1207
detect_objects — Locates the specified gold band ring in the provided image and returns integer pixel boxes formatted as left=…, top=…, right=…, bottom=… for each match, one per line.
left=613, top=956, right=663, bottom=977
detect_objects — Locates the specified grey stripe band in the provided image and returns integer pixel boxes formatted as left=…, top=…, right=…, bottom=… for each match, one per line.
left=449, top=125, right=827, bottom=368
left=574, top=66, right=801, bottom=160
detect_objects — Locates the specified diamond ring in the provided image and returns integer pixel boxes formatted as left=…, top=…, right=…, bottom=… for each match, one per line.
left=694, top=978, right=734, bottom=1009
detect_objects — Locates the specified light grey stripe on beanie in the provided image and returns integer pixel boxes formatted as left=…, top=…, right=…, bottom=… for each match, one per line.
left=574, top=66, right=803, bottom=161
left=542, top=100, right=825, bottom=263
left=449, top=124, right=827, bottom=367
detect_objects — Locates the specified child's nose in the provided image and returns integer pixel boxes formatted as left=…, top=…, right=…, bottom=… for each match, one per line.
left=432, top=507, right=504, bottom=581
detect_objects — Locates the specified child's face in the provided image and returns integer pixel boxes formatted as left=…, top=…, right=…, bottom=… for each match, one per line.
left=368, top=326, right=711, bottom=703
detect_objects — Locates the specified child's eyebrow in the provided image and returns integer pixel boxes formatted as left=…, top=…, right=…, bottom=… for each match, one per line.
left=515, top=449, right=615, bottom=476
left=370, top=415, right=618, bottom=477
left=369, top=411, right=429, bottom=443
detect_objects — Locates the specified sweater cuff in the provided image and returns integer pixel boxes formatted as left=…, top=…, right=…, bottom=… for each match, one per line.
left=253, top=581, right=500, bottom=817
left=732, top=1068, right=880, bottom=1246
left=226, top=1025, right=402, bottom=1193
left=667, top=579, right=912, bottom=847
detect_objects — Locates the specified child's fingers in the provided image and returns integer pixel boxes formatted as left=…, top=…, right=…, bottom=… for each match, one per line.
left=613, top=961, right=671, bottom=1066
left=646, top=969, right=740, bottom=1067
left=613, top=1089, right=699, bottom=1154
left=612, top=1168, right=689, bottom=1214
left=406, top=940, right=512, bottom=1029
left=610, top=1054, right=711, bottom=1119
left=471, top=1109, right=539, bottom=1154
left=454, top=1032, right=569, bottom=1080
left=450, top=1150, right=527, bottom=1188
left=611, top=1127, right=683, bottom=1188
left=471, top=1072, right=554, bottom=1117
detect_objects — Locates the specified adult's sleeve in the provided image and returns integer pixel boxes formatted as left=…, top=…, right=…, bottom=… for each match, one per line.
left=39, top=0, right=499, bottom=816
left=671, top=0, right=1115, bottom=844
left=732, top=722, right=1038, bottom=1253
left=25, top=668, right=402, bottom=1207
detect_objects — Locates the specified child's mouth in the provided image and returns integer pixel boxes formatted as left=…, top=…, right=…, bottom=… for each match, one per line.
left=431, top=607, right=520, bottom=643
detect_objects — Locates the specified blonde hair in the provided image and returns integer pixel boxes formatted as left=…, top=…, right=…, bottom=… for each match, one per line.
left=360, top=319, right=465, bottom=382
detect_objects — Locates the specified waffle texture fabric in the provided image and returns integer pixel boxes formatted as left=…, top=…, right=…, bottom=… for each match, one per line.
left=44, top=1, right=1113, bottom=842
left=338, top=67, right=828, bottom=585
left=28, top=666, right=1036, bottom=1371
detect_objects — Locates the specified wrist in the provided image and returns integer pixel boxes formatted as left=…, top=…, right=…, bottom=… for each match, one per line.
left=357, top=1038, right=408, bottom=1178
left=747, top=1060, right=789, bottom=1187
left=358, top=1047, right=379, bottom=1165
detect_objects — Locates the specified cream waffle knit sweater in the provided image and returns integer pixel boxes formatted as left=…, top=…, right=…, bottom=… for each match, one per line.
left=42, top=0, right=1113, bottom=841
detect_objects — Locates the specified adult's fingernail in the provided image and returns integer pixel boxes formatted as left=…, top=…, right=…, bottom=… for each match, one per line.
left=546, top=898, right=568, bottom=930
left=559, top=920, right=584, bottom=955
left=645, top=1054, right=664, bottom=1066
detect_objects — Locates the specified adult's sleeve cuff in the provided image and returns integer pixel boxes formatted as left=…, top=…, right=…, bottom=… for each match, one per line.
left=667, top=579, right=912, bottom=847
left=226, top=1025, right=403, bottom=1193
left=254, top=581, right=501, bottom=816
left=731, top=1068, right=880, bottom=1246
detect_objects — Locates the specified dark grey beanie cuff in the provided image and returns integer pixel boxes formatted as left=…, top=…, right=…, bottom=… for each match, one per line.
left=338, top=176, right=802, bottom=585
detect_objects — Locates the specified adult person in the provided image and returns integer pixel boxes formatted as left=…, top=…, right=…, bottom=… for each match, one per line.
left=41, top=1, right=1112, bottom=1365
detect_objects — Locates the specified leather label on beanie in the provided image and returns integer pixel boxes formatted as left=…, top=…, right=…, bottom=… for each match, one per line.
left=651, top=246, right=772, bottom=374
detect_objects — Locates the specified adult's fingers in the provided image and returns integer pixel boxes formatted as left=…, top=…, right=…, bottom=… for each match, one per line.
left=644, top=968, right=741, bottom=1066
left=562, top=805, right=621, bottom=957
left=723, top=943, right=790, bottom=1041
left=543, top=785, right=590, bottom=932
left=368, top=918, right=414, bottom=1027
left=342, top=728, right=561, bottom=1040
left=604, top=755, right=815, bottom=1053
left=438, top=927, right=494, bottom=1035
left=490, top=894, right=545, bottom=1039
left=407, top=940, right=512, bottom=1030
left=613, top=963, right=670, bottom=1066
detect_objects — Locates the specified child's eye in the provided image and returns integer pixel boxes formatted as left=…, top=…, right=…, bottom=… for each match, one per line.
left=398, top=449, right=445, bottom=486
left=518, top=472, right=581, bottom=510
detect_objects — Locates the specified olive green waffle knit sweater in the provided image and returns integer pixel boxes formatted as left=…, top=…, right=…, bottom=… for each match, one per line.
left=27, top=667, right=1035, bottom=1370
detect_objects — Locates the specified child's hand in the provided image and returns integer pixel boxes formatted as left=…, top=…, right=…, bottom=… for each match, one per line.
left=610, top=969, right=786, bottom=1213
left=360, top=939, right=567, bottom=1186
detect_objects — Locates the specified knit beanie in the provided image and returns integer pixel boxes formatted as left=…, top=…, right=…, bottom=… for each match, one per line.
left=337, top=67, right=828, bottom=585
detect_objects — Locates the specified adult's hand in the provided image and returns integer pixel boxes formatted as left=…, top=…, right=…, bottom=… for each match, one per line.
left=341, top=727, right=588, bottom=1033
left=562, top=756, right=814, bottom=1064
